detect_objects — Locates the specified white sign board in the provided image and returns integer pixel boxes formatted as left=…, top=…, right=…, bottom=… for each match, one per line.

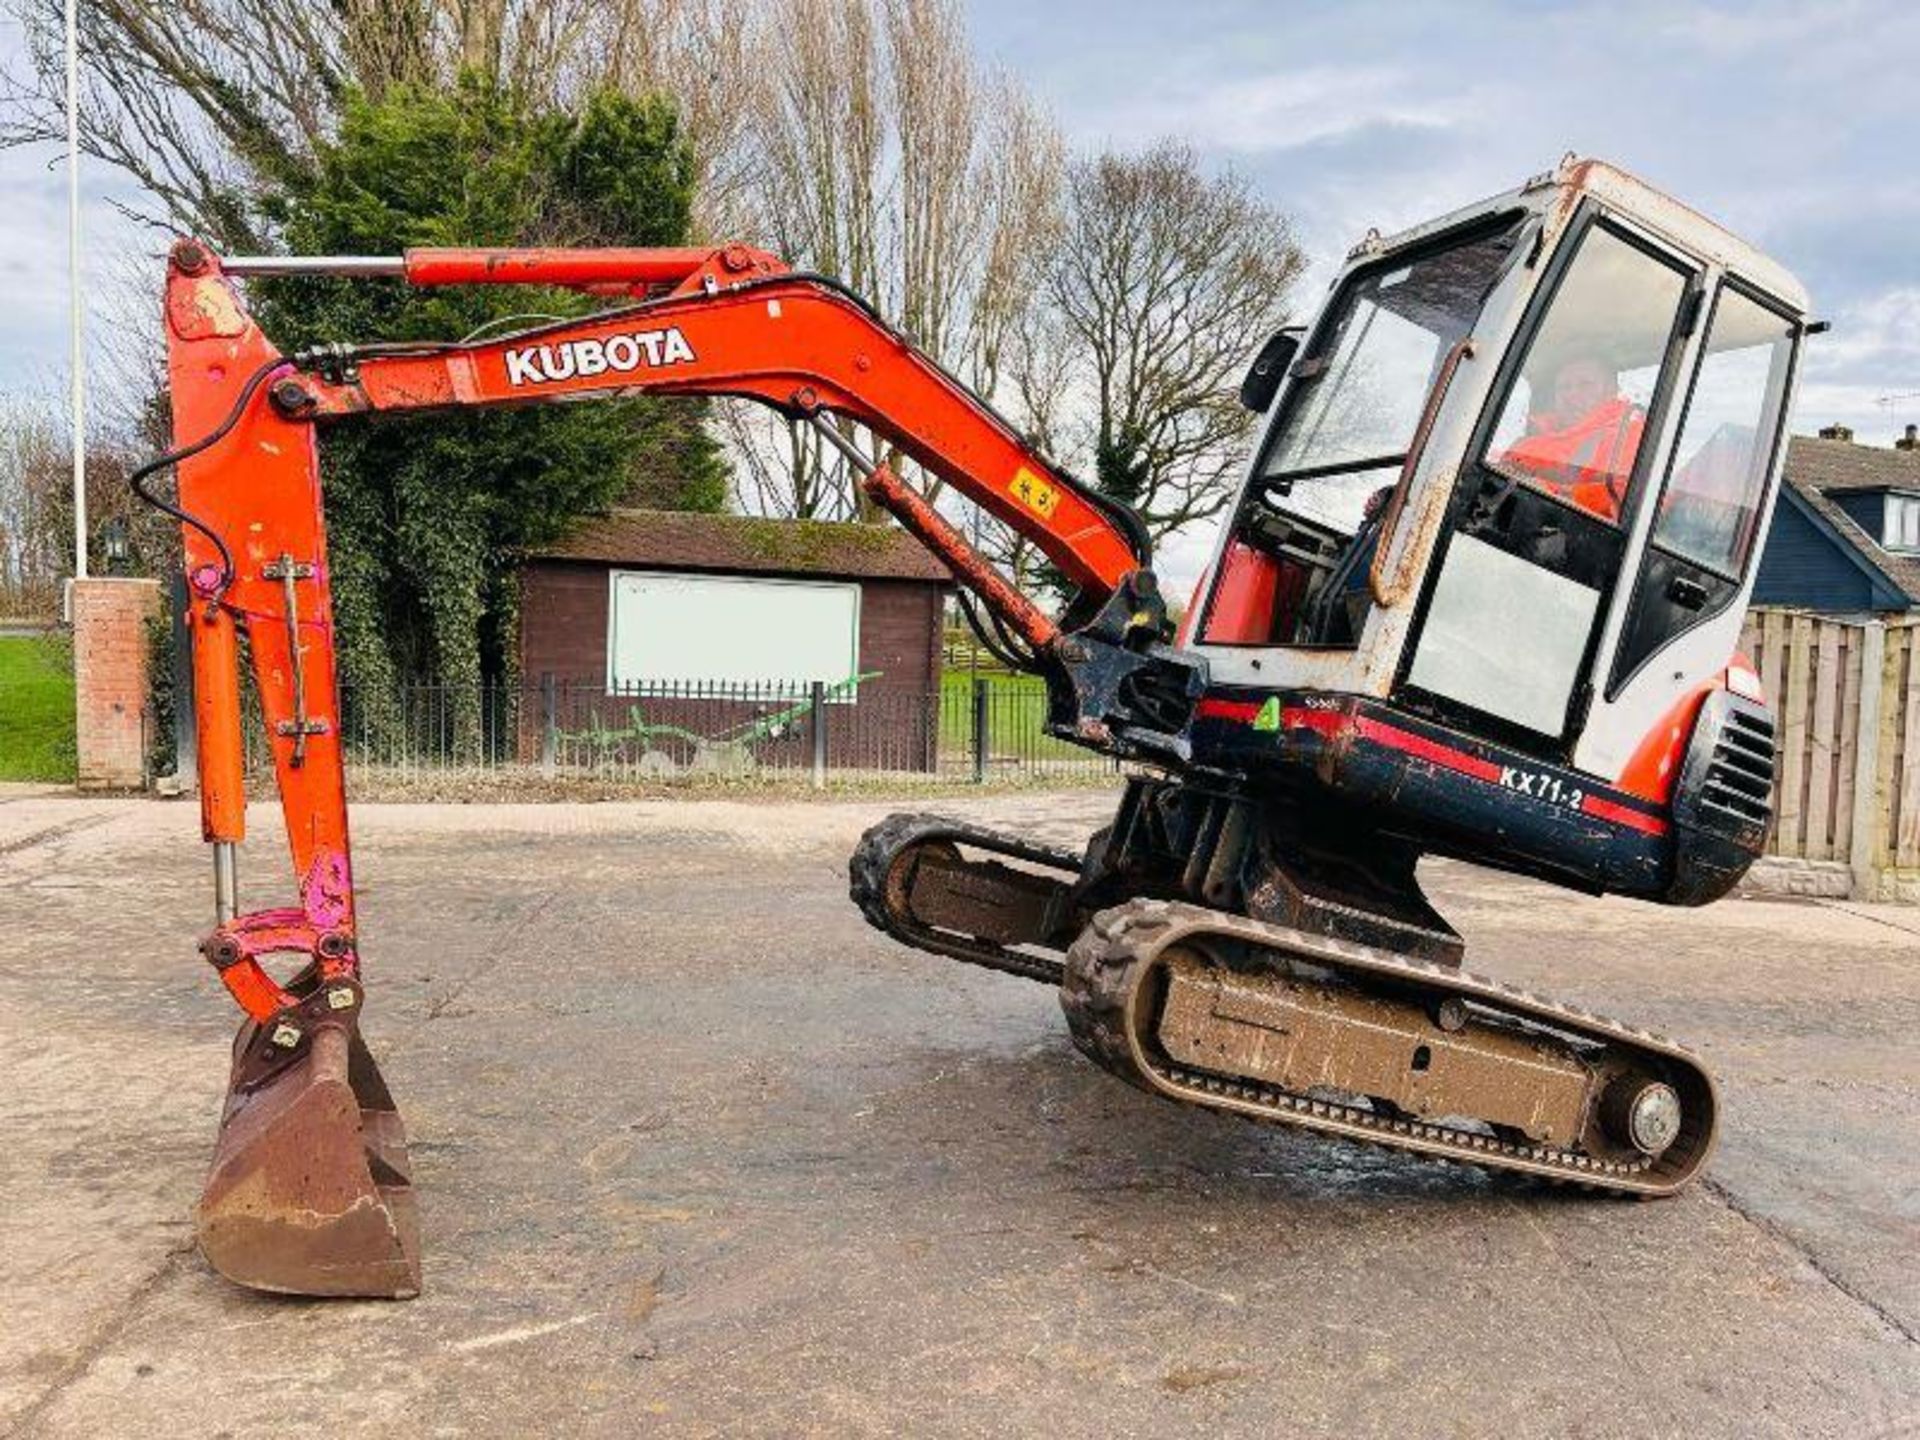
left=607, top=570, right=862, bottom=691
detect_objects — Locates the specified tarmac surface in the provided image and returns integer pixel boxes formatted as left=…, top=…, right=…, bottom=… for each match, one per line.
left=3, top=786, right=1917, bottom=1438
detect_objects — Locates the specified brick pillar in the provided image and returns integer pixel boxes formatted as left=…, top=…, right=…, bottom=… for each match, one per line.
left=71, top=577, right=162, bottom=791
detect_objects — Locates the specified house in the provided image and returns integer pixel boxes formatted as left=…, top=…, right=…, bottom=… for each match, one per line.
left=517, top=508, right=953, bottom=771
left=1751, top=426, right=1920, bottom=617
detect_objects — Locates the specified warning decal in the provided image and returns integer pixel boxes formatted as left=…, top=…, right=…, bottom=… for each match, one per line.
left=1009, top=467, right=1062, bottom=520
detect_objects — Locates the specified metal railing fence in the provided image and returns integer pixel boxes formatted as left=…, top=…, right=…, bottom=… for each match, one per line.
left=232, top=673, right=1119, bottom=788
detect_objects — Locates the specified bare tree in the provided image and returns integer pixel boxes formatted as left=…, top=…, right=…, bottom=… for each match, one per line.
left=2, top=0, right=1295, bottom=578
left=0, top=400, right=67, bottom=614
left=588, top=0, right=773, bottom=241
left=6, top=0, right=361, bottom=242
left=0, top=0, right=623, bottom=241
left=886, top=0, right=975, bottom=373
left=1, top=0, right=1069, bottom=515
left=714, top=0, right=1068, bottom=520
left=965, top=79, right=1066, bottom=405
left=1039, top=141, right=1303, bottom=541
left=0, top=393, right=162, bottom=614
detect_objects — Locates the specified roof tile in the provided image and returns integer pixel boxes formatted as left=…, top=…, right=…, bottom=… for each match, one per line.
left=1786, top=434, right=1920, bottom=494
left=528, top=508, right=955, bottom=583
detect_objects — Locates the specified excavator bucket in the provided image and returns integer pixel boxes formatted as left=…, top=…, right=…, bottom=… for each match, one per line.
left=197, top=1001, right=421, bottom=1298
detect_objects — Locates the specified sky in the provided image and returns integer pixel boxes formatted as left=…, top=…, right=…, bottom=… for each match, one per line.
left=961, top=0, right=1920, bottom=440
left=964, top=0, right=1920, bottom=581
left=2, top=0, right=1917, bottom=583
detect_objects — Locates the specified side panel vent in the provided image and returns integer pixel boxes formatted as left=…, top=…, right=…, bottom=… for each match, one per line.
left=1699, top=702, right=1775, bottom=830
left=1666, top=689, right=1776, bottom=905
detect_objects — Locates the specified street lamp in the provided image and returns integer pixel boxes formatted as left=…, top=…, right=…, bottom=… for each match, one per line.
left=98, top=515, right=126, bottom=576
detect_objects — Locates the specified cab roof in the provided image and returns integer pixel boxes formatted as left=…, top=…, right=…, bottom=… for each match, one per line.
left=1350, top=155, right=1809, bottom=318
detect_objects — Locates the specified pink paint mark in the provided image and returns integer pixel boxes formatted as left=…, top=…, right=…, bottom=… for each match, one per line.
left=224, top=907, right=312, bottom=957
left=302, top=850, right=354, bottom=930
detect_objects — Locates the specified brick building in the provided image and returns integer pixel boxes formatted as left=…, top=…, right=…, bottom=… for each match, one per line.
left=518, top=509, right=953, bottom=771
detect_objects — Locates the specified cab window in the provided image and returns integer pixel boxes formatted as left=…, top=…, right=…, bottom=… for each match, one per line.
left=1484, top=225, right=1689, bottom=525
left=1649, top=286, right=1796, bottom=576
left=1199, top=216, right=1526, bottom=649
left=1605, top=282, right=1799, bottom=693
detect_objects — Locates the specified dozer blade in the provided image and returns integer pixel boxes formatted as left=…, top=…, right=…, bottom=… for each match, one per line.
left=197, top=1009, right=421, bottom=1298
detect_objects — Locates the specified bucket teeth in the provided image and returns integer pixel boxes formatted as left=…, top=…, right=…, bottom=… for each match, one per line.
left=196, top=1017, right=421, bottom=1298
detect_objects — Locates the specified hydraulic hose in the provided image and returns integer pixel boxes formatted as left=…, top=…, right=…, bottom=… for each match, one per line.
left=127, top=357, right=286, bottom=596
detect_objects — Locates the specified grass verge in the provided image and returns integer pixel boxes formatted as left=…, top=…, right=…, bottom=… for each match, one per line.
left=0, top=634, right=76, bottom=782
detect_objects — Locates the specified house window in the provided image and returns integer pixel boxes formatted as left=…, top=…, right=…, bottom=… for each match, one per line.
left=1886, top=495, right=1920, bottom=553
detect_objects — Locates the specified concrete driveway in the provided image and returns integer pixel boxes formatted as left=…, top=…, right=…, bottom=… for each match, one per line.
left=3, top=789, right=1916, bottom=1438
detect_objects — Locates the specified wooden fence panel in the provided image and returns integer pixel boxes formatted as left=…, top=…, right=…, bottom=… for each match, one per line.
left=1735, top=609, right=1875, bottom=865
left=1877, top=626, right=1907, bottom=872
left=1777, top=613, right=1813, bottom=855
left=1805, top=624, right=1838, bottom=859
left=1899, top=626, right=1920, bottom=868
left=1833, top=625, right=1860, bottom=865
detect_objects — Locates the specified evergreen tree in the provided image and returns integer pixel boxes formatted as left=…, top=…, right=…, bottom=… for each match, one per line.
left=249, top=78, right=727, bottom=755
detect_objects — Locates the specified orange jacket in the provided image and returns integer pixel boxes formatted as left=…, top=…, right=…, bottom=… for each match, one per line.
left=1499, top=396, right=1645, bottom=523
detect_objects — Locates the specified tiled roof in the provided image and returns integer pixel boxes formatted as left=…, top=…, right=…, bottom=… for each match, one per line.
left=1785, top=434, right=1920, bottom=494
left=526, top=508, right=955, bottom=583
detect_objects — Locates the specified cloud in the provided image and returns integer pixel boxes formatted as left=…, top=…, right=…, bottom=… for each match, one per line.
left=1757, top=197, right=1920, bottom=314
left=0, top=149, right=154, bottom=398
left=1793, top=286, right=1920, bottom=444
left=1651, top=0, right=1879, bottom=57
left=974, top=0, right=1918, bottom=300
left=1080, top=62, right=1459, bottom=158
left=959, top=0, right=1920, bottom=571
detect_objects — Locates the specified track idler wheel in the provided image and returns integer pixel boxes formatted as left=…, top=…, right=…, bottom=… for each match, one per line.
left=1599, top=1073, right=1685, bottom=1158
left=196, top=976, right=421, bottom=1298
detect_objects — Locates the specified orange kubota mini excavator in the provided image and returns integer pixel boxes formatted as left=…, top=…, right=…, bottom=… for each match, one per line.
left=148, top=158, right=1806, bottom=1298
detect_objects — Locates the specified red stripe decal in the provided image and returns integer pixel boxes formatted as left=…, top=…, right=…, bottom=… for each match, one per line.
left=1353, top=715, right=1506, bottom=784
left=1581, top=793, right=1669, bottom=836
left=1281, top=706, right=1502, bottom=784
left=1280, top=706, right=1343, bottom=736
left=1196, top=697, right=1261, bottom=722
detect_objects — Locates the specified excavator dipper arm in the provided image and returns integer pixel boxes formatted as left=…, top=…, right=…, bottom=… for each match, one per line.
left=157, top=238, right=1201, bottom=1298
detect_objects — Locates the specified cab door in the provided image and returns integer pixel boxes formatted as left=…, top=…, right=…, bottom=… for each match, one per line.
left=1579, top=281, right=1800, bottom=782
left=1395, top=207, right=1701, bottom=757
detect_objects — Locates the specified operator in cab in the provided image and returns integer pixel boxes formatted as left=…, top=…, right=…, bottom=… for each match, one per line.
left=1497, top=352, right=1644, bottom=522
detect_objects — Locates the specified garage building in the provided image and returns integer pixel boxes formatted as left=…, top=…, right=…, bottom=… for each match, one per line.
left=517, top=508, right=953, bottom=771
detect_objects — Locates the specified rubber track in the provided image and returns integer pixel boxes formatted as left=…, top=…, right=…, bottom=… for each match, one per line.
left=1061, top=899, right=1719, bottom=1196
left=849, top=812, right=1080, bottom=985
left=849, top=815, right=1719, bottom=1195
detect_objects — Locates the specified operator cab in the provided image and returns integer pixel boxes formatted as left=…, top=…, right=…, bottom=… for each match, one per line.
left=1190, top=157, right=1807, bottom=787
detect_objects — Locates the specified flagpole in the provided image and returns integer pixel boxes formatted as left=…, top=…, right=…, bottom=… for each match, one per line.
left=66, top=0, right=86, bottom=582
